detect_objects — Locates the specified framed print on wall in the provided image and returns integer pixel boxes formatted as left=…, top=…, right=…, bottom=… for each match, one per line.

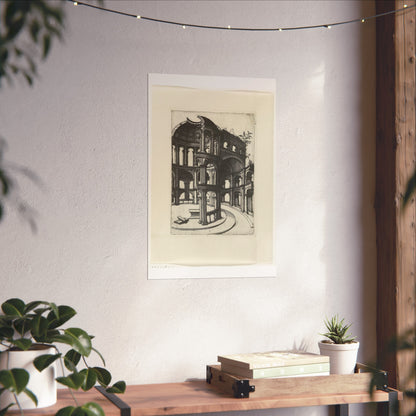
left=148, top=73, right=276, bottom=279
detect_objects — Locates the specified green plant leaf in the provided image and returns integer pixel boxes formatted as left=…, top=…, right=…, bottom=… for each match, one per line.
left=10, top=338, right=32, bottom=350
left=52, top=328, right=91, bottom=357
left=322, top=315, right=356, bottom=344
left=49, top=302, right=59, bottom=319
left=56, top=372, right=86, bottom=390
left=0, top=326, right=14, bottom=339
left=0, top=403, right=15, bottom=416
left=80, top=369, right=97, bottom=391
left=23, top=387, right=38, bottom=406
left=92, top=367, right=111, bottom=387
left=47, top=305, right=76, bottom=329
left=45, top=329, right=60, bottom=340
left=106, top=381, right=126, bottom=394
left=81, top=402, right=105, bottom=416
left=55, top=406, right=76, bottom=416
left=1, top=298, right=25, bottom=317
left=14, top=317, right=32, bottom=336
left=64, top=349, right=81, bottom=372
left=0, top=370, right=14, bottom=390
left=33, top=353, right=61, bottom=372
left=55, top=403, right=105, bottom=416
left=24, top=301, right=48, bottom=313
left=31, top=314, right=49, bottom=339
left=0, top=368, right=29, bottom=393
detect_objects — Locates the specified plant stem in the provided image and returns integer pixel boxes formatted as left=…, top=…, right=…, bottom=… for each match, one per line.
left=13, top=392, right=24, bottom=416
left=82, top=356, right=89, bottom=368
left=55, top=346, right=78, bottom=407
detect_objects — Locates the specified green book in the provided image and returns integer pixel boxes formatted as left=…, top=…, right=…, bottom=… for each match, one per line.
left=218, top=351, right=329, bottom=370
left=220, top=361, right=330, bottom=379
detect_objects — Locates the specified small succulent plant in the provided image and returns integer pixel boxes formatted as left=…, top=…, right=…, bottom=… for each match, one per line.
left=321, top=315, right=357, bottom=344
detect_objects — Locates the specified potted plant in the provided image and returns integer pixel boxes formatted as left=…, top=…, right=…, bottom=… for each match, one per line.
left=0, top=298, right=125, bottom=416
left=318, top=315, right=360, bottom=375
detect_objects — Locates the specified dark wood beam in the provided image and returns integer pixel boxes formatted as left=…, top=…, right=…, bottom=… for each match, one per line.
left=376, top=0, right=416, bottom=414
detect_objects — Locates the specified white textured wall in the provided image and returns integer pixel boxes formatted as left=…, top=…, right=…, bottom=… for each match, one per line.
left=0, top=1, right=376, bottom=415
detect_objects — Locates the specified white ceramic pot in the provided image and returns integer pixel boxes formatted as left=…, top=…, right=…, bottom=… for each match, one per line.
left=0, top=344, right=57, bottom=409
left=318, top=341, right=359, bottom=375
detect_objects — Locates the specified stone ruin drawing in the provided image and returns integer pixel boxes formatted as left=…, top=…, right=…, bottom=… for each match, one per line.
left=171, top=111, right=255, bottom=235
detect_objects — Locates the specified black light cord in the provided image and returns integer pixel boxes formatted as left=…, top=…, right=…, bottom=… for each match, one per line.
left=68, top=0, right=415, bottom=32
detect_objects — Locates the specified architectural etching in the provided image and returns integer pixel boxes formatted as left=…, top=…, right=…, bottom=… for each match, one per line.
left=171, top=112, right=254, bottom=235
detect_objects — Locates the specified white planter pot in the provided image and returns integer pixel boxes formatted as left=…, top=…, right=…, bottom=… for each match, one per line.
left=0, top=344, right=57, bottom=410
left=318, top=341, right=359, bottom=375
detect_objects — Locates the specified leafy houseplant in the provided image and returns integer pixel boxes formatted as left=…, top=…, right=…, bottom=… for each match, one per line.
left=0, top=298, right=126, bottom=416
left=318, top=315, right=359, bottom=374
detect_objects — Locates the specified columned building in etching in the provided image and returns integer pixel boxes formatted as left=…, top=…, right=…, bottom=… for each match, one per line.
left=172, top=115, right=254, bottom=227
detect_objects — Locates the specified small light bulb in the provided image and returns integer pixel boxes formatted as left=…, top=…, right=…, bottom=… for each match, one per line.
left=361, top=18, right=365, bottom=23
left=227, top=25, right=231, bottom=29
left=182, top=25, right=186, bottom=29
left=327, top=25, right=332, bottom=29
left=137, top=15, right=141, bottom=19
left=279, top=28, right=283, bottom=32
left=404, top=4, right=408, bottom=7
left=73, top=1, right=78, bottom=5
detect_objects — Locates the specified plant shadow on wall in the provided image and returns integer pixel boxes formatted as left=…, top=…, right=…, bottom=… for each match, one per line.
left=0, top=0, right=101, bottom=231
left=0, top=138, right=43, bottom=233
left=0, top=0, right=66, bottom=231
left=0, top=298, right=126, bottom=416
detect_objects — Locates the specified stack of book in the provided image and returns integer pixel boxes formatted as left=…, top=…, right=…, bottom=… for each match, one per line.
left=217, top=351, right=330, bottom=379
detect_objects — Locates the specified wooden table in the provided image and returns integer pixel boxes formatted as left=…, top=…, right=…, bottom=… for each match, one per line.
left=15, top=379, right=402, bottom=416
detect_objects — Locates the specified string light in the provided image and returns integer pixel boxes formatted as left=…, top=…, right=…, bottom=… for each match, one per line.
left=67, top=0, right=416, bottom=32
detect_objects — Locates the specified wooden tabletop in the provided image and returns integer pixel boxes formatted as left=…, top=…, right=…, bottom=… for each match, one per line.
left=9, top=388, right=120, bottom=416
left=10, top=380, right=401, bottom=416
left=123, top=380, right=399, bottom=416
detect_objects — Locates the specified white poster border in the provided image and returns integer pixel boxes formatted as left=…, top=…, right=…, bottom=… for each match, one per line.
left=148, top=73, right=276, bottom=279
